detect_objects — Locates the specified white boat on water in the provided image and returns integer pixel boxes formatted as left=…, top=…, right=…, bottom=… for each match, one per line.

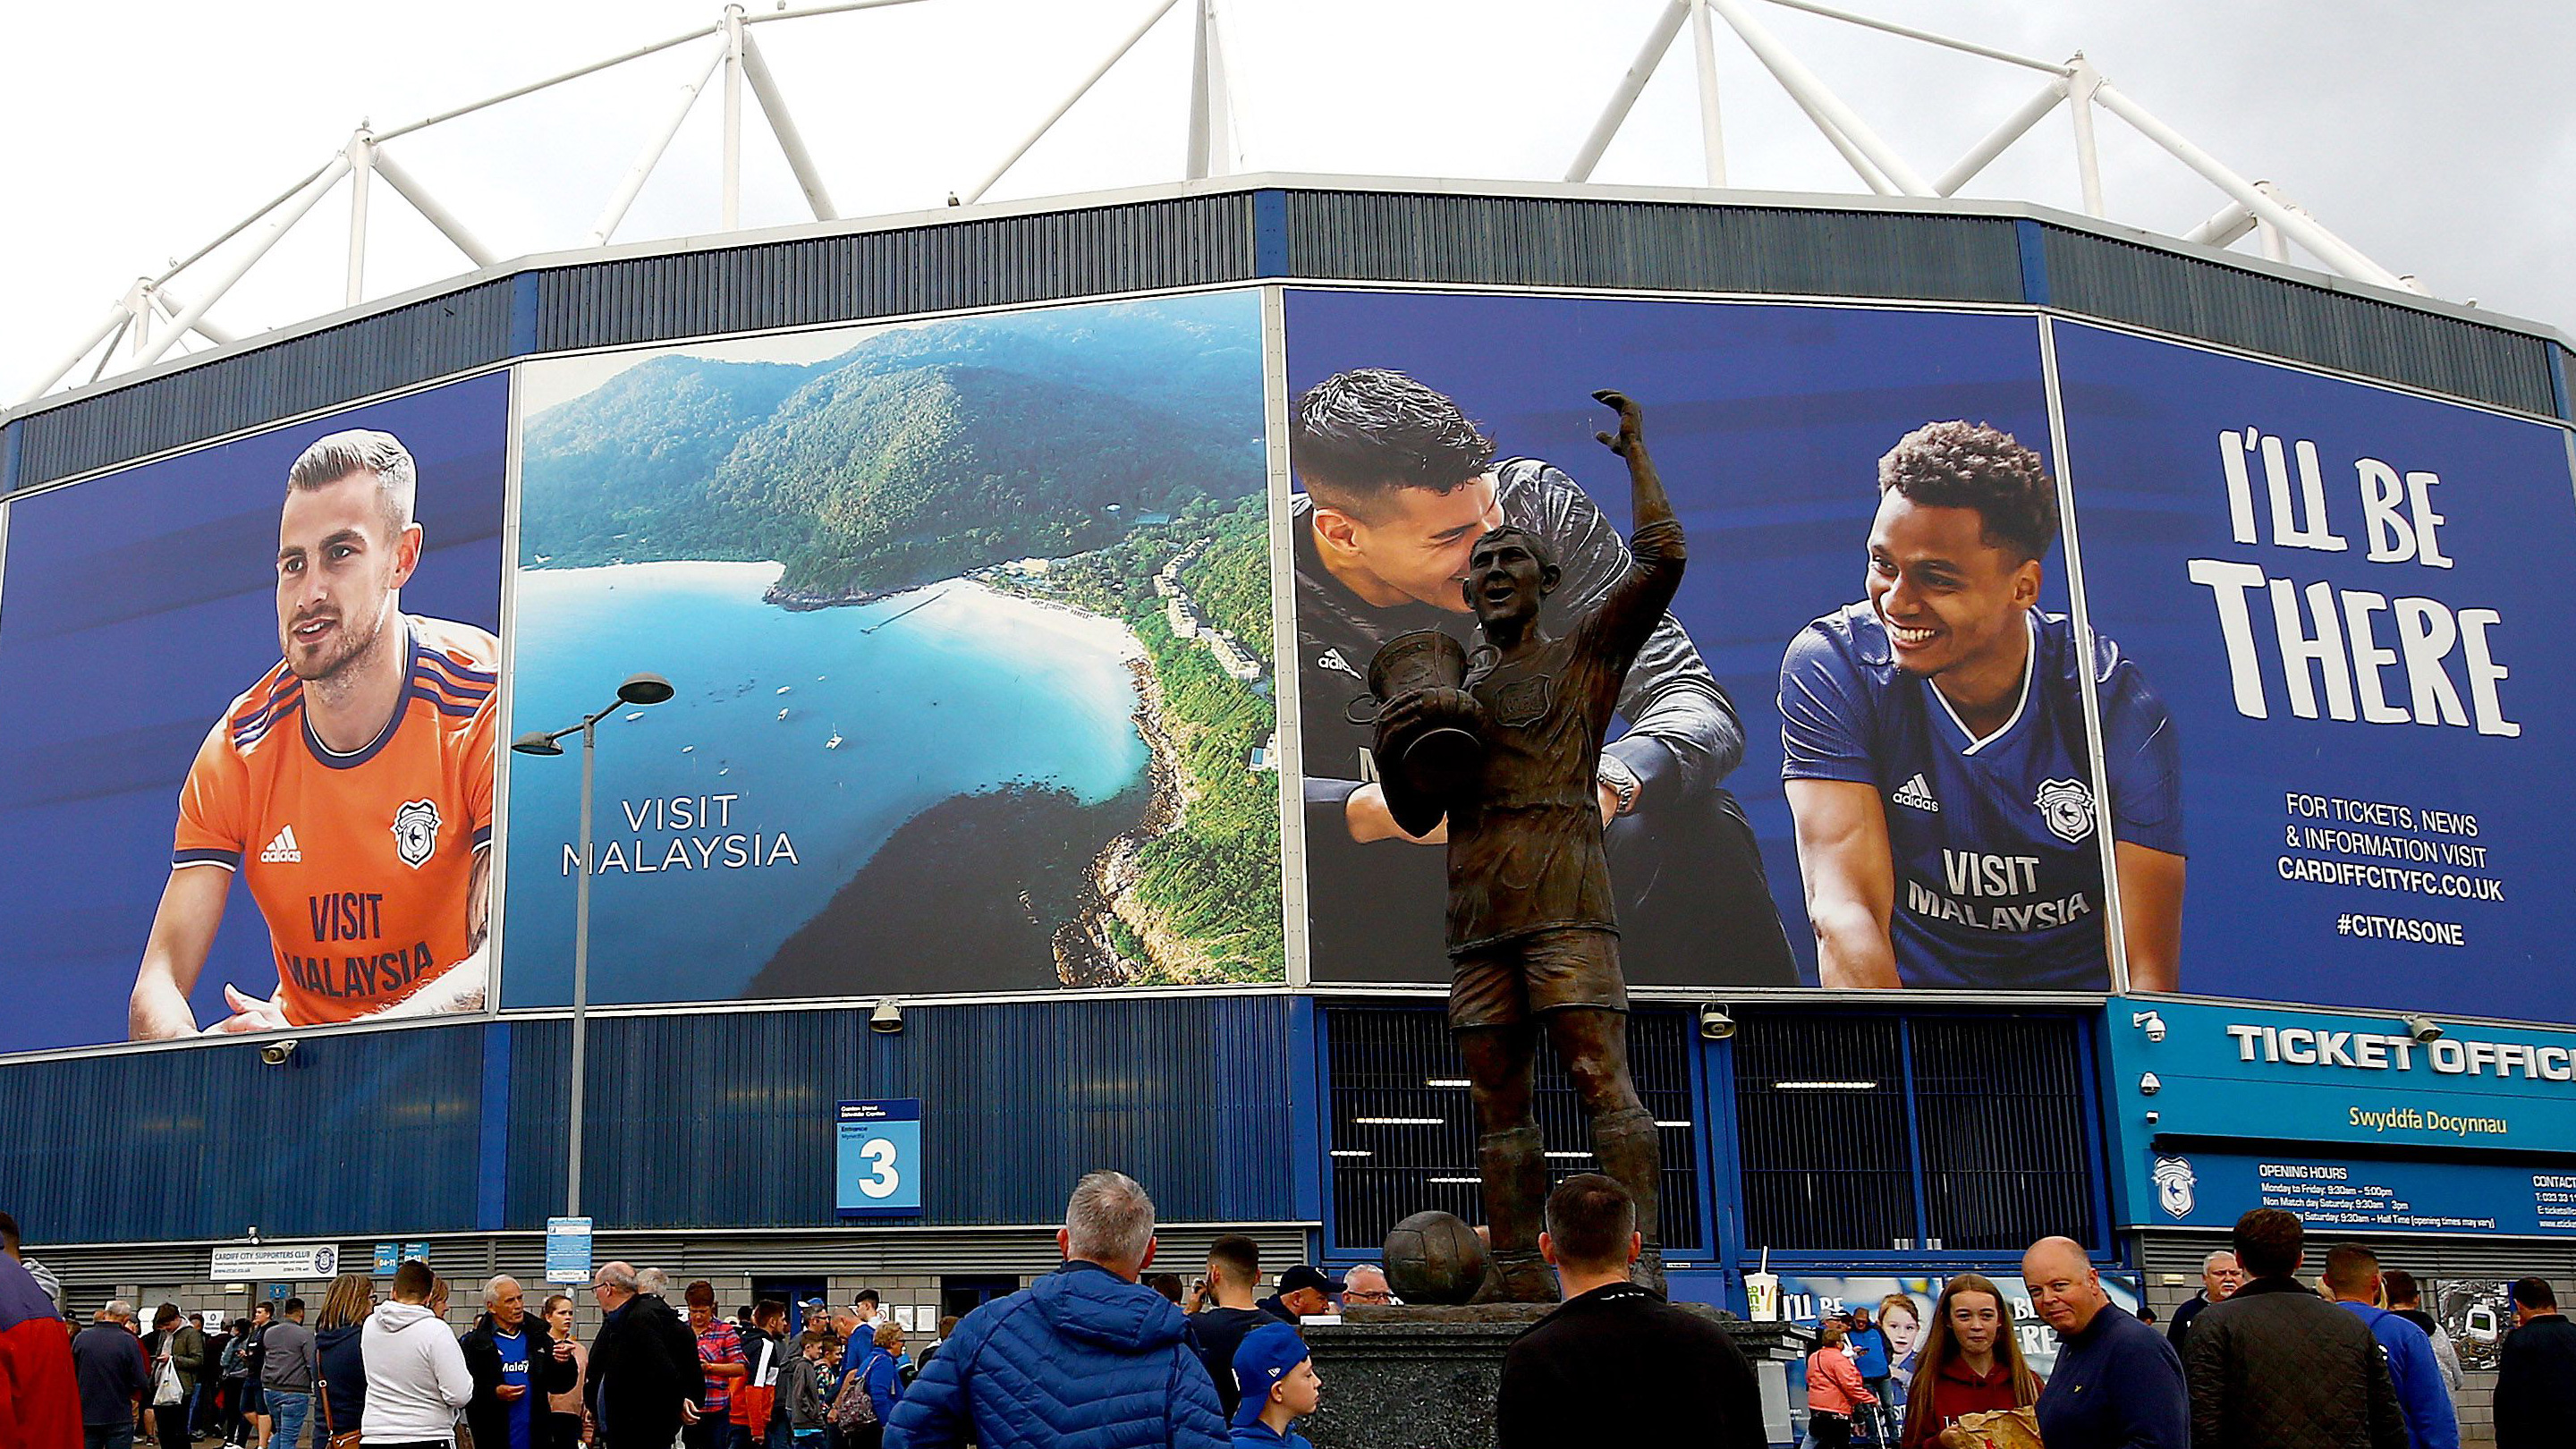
left=681, top=745, right=694, bottom=753
left=775, top=685, right=792, bottom=695
left=825, top=728, right=843, bottom=750
left=777, top=708, right=791, bottom=721
left=623, top=711, right=642, bottom=721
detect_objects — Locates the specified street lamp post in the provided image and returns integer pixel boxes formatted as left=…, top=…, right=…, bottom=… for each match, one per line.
left=512, top=671, right=674, bottom=1219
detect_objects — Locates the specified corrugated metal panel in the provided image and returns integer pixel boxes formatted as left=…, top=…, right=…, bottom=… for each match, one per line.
left=1911, top=1016, right=2092, bottom=1250
left=1735, top=1015, right=1917, bottom=1251
left=0, top=1021, right=487, bottom=1245
left=2041, top=227, right=2560, bottom=416
left=532, top=196, right=1256, bottom=353
left=505, top=996, right=1296, bottom=1231
left=9, top=280, right=515, bottom=490
left=1281, top=191, right=2025, bottom=302
left=1319, top=1005, right=1705, bottom=1254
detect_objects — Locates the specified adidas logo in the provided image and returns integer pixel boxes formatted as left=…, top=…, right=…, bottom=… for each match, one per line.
left=1892, top=774, right=1940, bottom=812
left=259, top=826, right=303, bottom=863
left=1318, top=648, right=1362, bottom=679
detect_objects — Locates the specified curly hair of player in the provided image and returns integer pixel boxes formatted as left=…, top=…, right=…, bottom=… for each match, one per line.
left=1876, top=420, right=2058, bottom=562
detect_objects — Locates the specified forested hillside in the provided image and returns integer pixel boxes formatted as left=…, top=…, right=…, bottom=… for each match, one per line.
left=518, top=297, right=1265, bottom=594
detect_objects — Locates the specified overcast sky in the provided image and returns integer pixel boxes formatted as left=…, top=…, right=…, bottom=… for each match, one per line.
left=5, top=0, right=2569, bottom=405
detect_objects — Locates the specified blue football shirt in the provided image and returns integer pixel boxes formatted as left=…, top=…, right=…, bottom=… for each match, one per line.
left=493, top=1326, right=532, bottom=1449
left=1780, top=604, right=2182, bottom=989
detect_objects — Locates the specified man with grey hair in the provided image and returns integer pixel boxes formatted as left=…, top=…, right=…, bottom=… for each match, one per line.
left=74, top=1301, right=151, bottom=1449
left=130, top=426, right=499, bottom=1039
left=462, top=1275, right=572, bottom=1449
left=586, top=1264, right=701, bottom=1449
left=2165, top=1248, right=2243, bottom=1357
left=886, top=1172, right=1225, bottom=1448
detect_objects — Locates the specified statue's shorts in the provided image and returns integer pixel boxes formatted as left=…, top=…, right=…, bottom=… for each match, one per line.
left=1447, top=926, right=1629, bottom=1030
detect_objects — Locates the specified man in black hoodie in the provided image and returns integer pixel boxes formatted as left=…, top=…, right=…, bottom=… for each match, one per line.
left=1496, top=1175, right=1763, bottom=1449
left=461, top=1277, right=573, bottom=1449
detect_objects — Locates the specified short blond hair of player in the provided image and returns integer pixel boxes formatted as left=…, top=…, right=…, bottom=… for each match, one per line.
left=129, top=428, right=496, bottom=1038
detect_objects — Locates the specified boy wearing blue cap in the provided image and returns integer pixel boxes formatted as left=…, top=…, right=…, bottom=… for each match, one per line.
left=1229, top=1323, right=1322, bottom=1448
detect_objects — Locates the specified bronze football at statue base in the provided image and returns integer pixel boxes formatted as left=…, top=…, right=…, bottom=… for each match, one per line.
left=1363, top=389, right=1684, bottom=1302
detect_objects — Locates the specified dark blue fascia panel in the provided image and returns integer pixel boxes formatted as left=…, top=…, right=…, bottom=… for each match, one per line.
left=507, top=996, right=1295, bottom=1233
left=0, top=1021, right=487, bottom=1245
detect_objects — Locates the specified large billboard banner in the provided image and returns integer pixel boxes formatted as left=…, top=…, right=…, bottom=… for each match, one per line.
left=501, top=291, right=1281, bottom=1007
left=2057, top=321, right=2576, bottom=1018
left=1281, top=288, right=2148, bottom=993
left=0, top=376, right=508, bottom=1053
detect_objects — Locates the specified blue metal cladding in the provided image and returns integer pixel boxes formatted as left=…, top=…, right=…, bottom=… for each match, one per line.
left=8, top=280, right=516, bottom=491
left=1279, top=191, right=2026, bottom=303
left=529, top=196, right=1256, bottom=355
left=2040, top=227, right=2561, bottom=417
left=0, top=1021, right=487, bottom=1245
left=504, top=995, right=1296, bottom=1232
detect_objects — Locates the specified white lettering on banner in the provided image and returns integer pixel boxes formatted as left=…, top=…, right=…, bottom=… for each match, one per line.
left=2216, top=1019, right=2576, bottom=1107
left=2190, top=429, right=2516, bottom=736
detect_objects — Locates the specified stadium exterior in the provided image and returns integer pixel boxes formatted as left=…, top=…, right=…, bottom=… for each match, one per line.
left=5, top=176, right=2575, bottom=1440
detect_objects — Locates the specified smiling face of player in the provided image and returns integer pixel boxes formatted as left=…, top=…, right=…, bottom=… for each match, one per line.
left=276, top=470, right=420, bottom=690
left=1866, top=491, right=2039, bottom=697
left=1310, top=474, right=1504, bottom=613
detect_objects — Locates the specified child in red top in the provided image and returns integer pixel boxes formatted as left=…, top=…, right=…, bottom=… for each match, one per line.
left=1901, top=1273, right=2045, bottom=1449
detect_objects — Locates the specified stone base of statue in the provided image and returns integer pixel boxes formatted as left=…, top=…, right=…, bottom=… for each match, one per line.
left=1294, top=1304, right=1812, bottom=1449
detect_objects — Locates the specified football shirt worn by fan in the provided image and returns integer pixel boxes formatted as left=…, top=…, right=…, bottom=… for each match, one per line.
left=129, top=430, right=496, bottom=1039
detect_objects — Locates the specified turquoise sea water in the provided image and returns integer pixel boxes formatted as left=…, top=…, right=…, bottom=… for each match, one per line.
left=499, top=562, right=1148, bottom=1006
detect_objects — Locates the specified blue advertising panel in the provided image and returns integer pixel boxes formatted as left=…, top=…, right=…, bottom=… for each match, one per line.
left=0, top=375, right=508, bottom=1053
left=2103, top=997, right=2576, bottom=1231
left=1282, top=288, right=2114, bottom=993
left=836, top=1098, right=924, bottom=1217
left=2056, top=322, right=2576, bottom=1019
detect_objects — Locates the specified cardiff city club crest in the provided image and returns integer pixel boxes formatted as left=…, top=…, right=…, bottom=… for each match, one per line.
left=392, top=800, right=443, bottom=869
left=2153, top=1155, right=2198, bottom=1220
left=2035, top=778, right=2097, bottom=844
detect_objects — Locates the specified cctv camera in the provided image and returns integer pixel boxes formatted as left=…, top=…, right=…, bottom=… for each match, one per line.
left=2131, top=1010, right=2167, bottom=1043
left=2402, top=1014, right=2444, bottom=1044
left=1698, top=1005, right=1736, bottom=1041
left=869, top=1000, right=904, bottom=1035
left=259, top=1039, right=299, bottom=1066
left=2139, top=1072, right=2161, bottom=1097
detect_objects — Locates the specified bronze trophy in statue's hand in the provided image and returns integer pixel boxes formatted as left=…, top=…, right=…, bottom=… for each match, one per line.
left=1348, top=629, right=1487, bottom=837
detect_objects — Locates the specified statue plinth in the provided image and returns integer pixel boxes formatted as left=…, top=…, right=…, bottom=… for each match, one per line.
left=1293, top=1305, right=1812, bottom=1448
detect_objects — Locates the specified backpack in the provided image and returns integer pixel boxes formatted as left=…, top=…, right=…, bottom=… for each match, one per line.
left=827, top=1352, right=880, bottom=1430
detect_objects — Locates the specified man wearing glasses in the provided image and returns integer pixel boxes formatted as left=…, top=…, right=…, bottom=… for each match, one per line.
left=583, top=1265, right=705, bottom=1449
left=1339, top=1267, right=1395, bottom=1309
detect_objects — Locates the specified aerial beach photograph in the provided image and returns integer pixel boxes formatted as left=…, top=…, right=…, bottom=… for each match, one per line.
left=500, top=289, right=1283, bottom=1007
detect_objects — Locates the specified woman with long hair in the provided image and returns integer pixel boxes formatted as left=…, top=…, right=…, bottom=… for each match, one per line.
left=1901, top=1273, right=2043, bottom=1449
left=539, top=1293, right=589, bottom=1449
left=314, top=1274, right=375, bottom=1449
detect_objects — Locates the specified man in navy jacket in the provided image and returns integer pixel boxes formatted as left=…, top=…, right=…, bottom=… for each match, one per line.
left=2024, top=1236, right=2187, bottom=1449
left=885, top=1172, right=1224, bottom=1449
left=2321, top=1245, right=2458, bottom=1449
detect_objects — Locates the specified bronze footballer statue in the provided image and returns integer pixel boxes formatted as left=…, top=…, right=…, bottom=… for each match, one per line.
left=1370, top=389, right=1684, bottom=1301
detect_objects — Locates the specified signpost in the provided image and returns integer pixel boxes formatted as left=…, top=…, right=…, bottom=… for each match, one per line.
left=545, top=1217, right=594, bottom=1286
left=836, top=1099, right=923, bottom=1217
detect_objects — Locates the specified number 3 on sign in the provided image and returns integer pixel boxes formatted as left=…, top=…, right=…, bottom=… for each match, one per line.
left=857, top=1136, right=902, bottom=1199
left=836, top=1100, right=924, bottom=1216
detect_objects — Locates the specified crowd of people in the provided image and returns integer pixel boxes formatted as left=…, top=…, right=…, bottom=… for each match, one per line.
left=0, top=1165, right=1763, bottom=1449
left=1802, top=1208, right=2576, bottom=1447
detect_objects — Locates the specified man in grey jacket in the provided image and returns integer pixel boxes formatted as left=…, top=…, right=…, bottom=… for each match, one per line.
left=1290, top=368, right=1795, bottom=988
left=259, top=1300, right=318, bottom=1449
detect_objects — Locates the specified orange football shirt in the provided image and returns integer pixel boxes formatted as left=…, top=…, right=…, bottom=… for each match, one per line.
left=172, top=615, right=497, bottom=1025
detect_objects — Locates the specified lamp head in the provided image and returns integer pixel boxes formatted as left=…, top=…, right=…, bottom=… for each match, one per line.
left=511, top=732, right=565, bottom=757
left=1698, top=1004, right=1736, bottom=1041
left=869, top=1000, right=904, bottom=1035
left=618, top=673, right=675, bottom=706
